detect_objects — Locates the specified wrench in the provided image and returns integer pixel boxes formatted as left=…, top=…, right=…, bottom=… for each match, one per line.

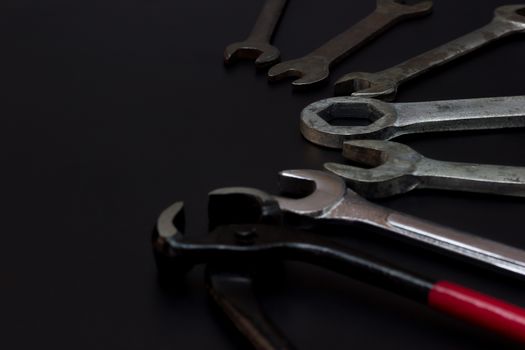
left=334, top=5, right=525, bottom=100
left=325, top=139, right=525, bottom=198
left=301, top=95, right=525, bottom=148
left=224, top=0, right=288, bottom=68
left=267, top=0, right=433, bottom=88
left=211, top=170, right=525, bottom=278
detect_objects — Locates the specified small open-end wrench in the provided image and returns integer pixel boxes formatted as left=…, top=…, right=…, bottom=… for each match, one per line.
left=334, top=5, right=525, bottom=100
left=210, top=170, right=525, bottom=278
left=325, top=140, right=525, bottom=198
left=267, top=0, right=432, bottom=88
left=301, top=95, right=525, bottom=148
left=224, top=0, right=288, bottom=68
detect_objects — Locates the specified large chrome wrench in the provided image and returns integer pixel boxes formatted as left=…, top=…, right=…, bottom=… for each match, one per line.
left=326, top=140, right=525, bottom=198
left=301, top=95, right=525, bottom=148
left=224, top=0, right=288, bottom=68
left=267, top=0, right=433, bottom=88
left=334, top=5, right=525, bottom=100
left=211, top=170, right=525, bottom=277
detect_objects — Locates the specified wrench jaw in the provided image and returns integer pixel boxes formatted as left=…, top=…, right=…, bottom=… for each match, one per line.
left=224, top=42, right=281, bottom=68
left=275, top=170, right=347, bottom=217
left=300, top=97, right=398, bottom=148
left=267, top=56, right=331, bottom=88
left=324, top=140, right=422, bottom=198
left=493, top=5, right=525, bottom=30
left=324, top=162, right=420, bottom=198
left=334, top=72, right=398, bottom=101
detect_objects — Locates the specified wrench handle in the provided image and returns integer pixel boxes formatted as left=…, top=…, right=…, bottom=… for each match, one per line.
left=310, top=9, right=407, bottom=64
left=394, top=96, right=525, bottom=134
left=379, top=19, right=517, bottom=84
left=417, top=159, right=525, bottom=197
left=248, top=0, right=288, bottom=42
left=384, top=212, right=525, bottom=277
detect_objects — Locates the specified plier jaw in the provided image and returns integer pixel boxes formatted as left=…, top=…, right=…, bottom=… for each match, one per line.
left=207, top=187, right=283, bottom=229
left=152, top=188, right=283, bottom=278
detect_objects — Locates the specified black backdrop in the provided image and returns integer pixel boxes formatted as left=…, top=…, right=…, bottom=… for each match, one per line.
left=2, top=0, right=525, bottom=349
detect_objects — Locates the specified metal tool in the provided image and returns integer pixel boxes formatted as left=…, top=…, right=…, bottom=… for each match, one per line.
left=205, top=268, right=294, bottom=350
left=334, top=4, right=525, bottom=100
left=325, top=139, right=525, bottom=199
left=224, top=0, right=288, bottom=68
left=267, top=0, right=432, bottom=88
left=153, top=198, right=525, bottom=347
left=210, top=170, right=525, bottom=278
left=300, top=95, right=525, bottom=148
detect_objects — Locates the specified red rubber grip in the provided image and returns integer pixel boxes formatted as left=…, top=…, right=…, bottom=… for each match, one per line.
left=429, top=281, right=525, bottom=343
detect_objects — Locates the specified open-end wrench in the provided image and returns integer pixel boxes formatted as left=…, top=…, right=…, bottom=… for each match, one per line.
left=301, top=95, right=525, bottom=148
left=210, top=170, right=525, bottom=278
left=334, top=5, right=525, bottom=100
left=325, top=140, right=525, bottom=198
left=224, top=0, right=288, bottom=68
left=267, top=0, right=432, bottom=88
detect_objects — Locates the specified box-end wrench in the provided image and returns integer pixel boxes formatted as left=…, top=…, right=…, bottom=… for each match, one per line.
left=224, top=0, right=288, bottom=68
left=334, top=5, right=525, bottom=100
left=210, top=170, right=525, bottom=278
left=267, top=0, right=433, bottom=88
left=301, top=95, right=525, bottom=148
left=325, top=140, right=525, bottom=198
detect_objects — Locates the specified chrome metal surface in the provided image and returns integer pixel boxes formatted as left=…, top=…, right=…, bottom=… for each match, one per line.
left=274, top=169, right=525, bottom=277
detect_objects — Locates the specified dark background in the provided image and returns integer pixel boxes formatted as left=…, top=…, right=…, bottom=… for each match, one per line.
left=2, top=0, right=525, bottom=348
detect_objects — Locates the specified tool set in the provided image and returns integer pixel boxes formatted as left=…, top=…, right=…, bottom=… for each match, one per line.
left=155, top=1, right=525, bottom=347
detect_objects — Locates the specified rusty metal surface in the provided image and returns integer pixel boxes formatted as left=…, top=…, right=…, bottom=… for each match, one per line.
left=267, top=0, right=432, bottom=88
left=334, top=4, right=525, bottom=100
left=300, top=95, right=525, bottom=148
left=4, top=1, right=525, bottom=349
left=224, top=0, right=288, bottom=67
left=325, top=140, right=525, bottom=198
